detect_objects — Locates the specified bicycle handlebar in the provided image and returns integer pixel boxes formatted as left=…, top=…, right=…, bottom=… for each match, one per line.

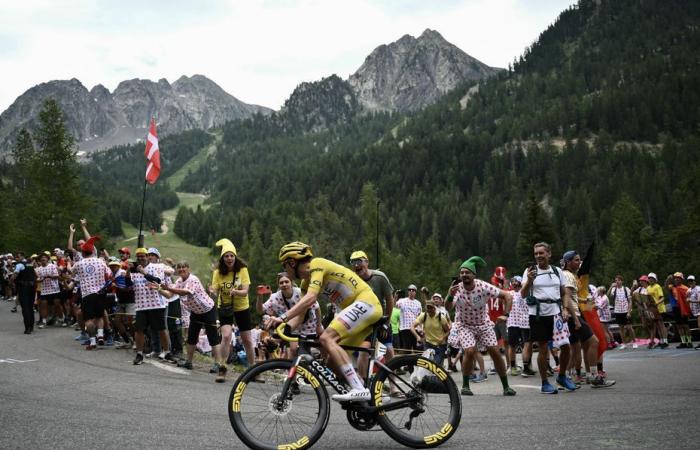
left=275, top=323, right=299, bottom=343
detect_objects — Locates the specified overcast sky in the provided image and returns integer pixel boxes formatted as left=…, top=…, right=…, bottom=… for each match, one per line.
left=0, top=0, right=576, bottom=112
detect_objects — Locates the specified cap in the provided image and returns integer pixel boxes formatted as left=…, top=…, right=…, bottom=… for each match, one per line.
left=639, top=275, right=649, bottom=282
left=215, top=238, right=237, bottom=257
left=511, top=275, right=523, bottom=284
left=350, top=250, right=368, bottom=261
left=53, top=247, right=61, bottom=253
left=673, top=272, right=684, bottom=279
left=647, top=272, right=657, bottom=280
left=432, top=293, right=443, bottom=300
left=408, top=284, right=417, bottom=290
left=135, top=247, right=149, bottom=255
left=688, top=275, right=696, bottom=281
left=147, top=247, right=160, bottom=258
left=30, top=254, right=38, bottom=259
left=108, top=258, right=121, bottom=267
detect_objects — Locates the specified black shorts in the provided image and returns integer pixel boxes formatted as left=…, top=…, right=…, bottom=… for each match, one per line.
left=399, top=329, right=417, bottom=351
left=567, top=316, right=594, bottom=344
left=218, top=307, right=252, bottom=332
left=40, top=293, right=60, bottom=303
left=614, top=313, right=630, bottom=325
left=674, top=308, right=689, bottom=325
left=392, top=333, right=400, bottom=349
left=187, top=308, right=220, bottom=346
left=528, top=315, right=555, bottom=343
left=507, top=327, right=530, bottom=346
left=135, top=308, right=167, bottom=332
left=82, top=293, right=106, bottom=321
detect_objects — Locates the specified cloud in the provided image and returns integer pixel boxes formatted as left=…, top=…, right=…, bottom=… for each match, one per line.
left=0, top=0, right=575, bottom=112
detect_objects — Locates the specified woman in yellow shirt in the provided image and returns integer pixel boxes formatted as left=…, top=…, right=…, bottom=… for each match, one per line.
left=210, top=238, right=255, bottom=369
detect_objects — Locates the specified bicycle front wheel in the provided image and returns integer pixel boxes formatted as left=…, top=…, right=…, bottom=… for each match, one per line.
left=228, top=359, right=330, bottom=450
left=372, top=355, right=461, bottom=448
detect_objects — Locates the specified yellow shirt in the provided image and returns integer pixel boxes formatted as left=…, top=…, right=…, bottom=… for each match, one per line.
left=212, top=267, right=250, bottom=312
left=646, top=283, right=666, bottom=313
left=414, top=312, right=449, bottom=346
left=301, top=258, right=379, bottom=310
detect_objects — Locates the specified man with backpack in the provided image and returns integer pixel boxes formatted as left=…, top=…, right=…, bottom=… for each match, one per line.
left=520, top=242, right=578, bottom=394
left=411, top=299, right=450, bottom=366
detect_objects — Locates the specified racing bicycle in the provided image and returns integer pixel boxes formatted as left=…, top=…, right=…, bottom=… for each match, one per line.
left=228, top=318, right=461, bottom=449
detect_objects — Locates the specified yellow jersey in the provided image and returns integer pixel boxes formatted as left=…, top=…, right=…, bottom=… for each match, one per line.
left=212, top=267, right=251, bottom=312
left=301, top=258, right=379, bottom=310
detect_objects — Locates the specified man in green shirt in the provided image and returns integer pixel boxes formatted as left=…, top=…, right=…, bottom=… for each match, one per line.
left=349, top=250, right=397, bottom=386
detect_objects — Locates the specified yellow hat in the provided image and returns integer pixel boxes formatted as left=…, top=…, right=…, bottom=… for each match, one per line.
left=135, top=247, right=149, bottom=255
left=216, top=238, right=237, bottom=257
left=350, top=250, right=368, bottom=261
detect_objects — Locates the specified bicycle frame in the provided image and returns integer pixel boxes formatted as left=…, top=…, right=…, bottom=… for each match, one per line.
left=274, top=336, right=421, bottom=414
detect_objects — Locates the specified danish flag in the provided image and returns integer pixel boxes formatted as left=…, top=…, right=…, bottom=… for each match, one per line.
left=144, top=118, right=161, bottom=184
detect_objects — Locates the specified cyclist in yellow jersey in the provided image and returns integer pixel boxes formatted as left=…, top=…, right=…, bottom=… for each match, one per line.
left=266, top=242, right=382, bottom=402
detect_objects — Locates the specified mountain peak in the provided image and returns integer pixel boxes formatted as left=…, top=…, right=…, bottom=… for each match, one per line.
left=0, top=75, right=272, bottom=153
left=348, top=29, right=501, bottom=112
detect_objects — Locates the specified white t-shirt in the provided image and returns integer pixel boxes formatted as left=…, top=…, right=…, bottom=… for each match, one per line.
left=522, top=265, right=564, bottom=317
left=396, top=297, right=422, bottom=330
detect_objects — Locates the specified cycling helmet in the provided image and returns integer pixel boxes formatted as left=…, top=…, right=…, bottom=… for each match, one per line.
left=278, top=242, right=313, bottom=262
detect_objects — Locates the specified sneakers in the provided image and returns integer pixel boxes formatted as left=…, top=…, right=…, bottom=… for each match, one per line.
left=472, top=373, right=487, bottom=383
left=215, top=364, right=228, bottom=383
left=676, top=343, right=688, bottom=349
left=158, top=352, right=177, bottom=363
left=210, top=363, right=220, bottom=374
left=178, top=360, right=193, bottom=370
left=460, top=386, right=473, bottom=396
left=521, top=367, right=536, bottom=377
left=632, top=343, right=638, bottom=349
left=617, top=344, right=626, bottom=350
left=556, top=375, right=577, bottom=392
left=10, top=306, right=17, bottom=313
left=591, top=376, right=616, bottom=388
left=658, top=342, right=668, bottom=349
left=61, top=320, right=69, bottom=327
left=509, top=366, right=522, bottom=376
left=75, top=332, right=88, bottom=341
left=332, top=388, right=371, bottom=402
left=503, top=387, right=517, bottom=396
left=133, top=353, right=144, bottom=365
left=105, top=335, right=114, bottom=346
left=85, top=343, right=96, bottom=350
left=116, top=340, right=132, bottom=349
left=487, top=367, right=497, bottom=375
left=573, top=374, right=585, bottom=385
left=97, top=336, right=105, bottom=346
left=38, top=321, right=47, bottom=329
left=541, top=381, right=558, bottom=394
left=144, top=351, right=157, bottom=358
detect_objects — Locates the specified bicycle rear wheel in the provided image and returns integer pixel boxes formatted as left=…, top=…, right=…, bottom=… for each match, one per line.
left=228, top=359, right=330, bottom=450
left=371, top=355, right=461, bottom=448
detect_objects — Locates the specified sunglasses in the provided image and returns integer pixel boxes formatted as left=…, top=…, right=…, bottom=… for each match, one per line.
left=350, top=259, right=365, bottom=266
left=408, top=288, right=416, bottom=292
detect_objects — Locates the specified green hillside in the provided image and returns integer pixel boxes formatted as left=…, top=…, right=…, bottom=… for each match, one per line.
left=171, top=0, right=700, bottom=289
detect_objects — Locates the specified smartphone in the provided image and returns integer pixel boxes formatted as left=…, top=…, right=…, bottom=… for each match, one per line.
left=529, top=262, right=537, bottom=271
left=451, top=276, right=460, bottom=285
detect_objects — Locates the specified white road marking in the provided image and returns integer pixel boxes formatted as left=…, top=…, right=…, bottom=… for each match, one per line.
left=147, top=359, right=190, bottom=375
left=0, top=358, right=38, bottom=364
left=510, top=384, right=541, bottom=390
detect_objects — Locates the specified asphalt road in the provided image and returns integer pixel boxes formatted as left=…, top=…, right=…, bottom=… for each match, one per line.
left=2, top=302, right=699, bottom=449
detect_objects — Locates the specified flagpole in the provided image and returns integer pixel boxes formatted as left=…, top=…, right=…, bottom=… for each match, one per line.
left=137, top=178, right=148, bottom=248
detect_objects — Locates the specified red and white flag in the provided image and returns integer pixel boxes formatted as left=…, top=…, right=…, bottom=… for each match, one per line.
left=144, top=118, right=161, bottom=184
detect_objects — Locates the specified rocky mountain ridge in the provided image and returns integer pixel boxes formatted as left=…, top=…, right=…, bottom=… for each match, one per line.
left=0, top=75, right=271, bottom=153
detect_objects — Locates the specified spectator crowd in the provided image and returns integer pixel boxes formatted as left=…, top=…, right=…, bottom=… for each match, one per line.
left=2, top=220, right=699, bottom=393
